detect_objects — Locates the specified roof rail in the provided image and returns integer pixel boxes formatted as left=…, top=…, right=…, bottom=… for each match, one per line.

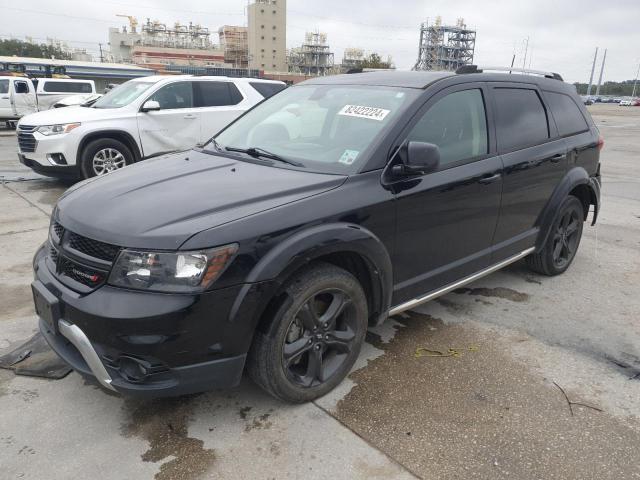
left=455, top=65, right=563, bottom=81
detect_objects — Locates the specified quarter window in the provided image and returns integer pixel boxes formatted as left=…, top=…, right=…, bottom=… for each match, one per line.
left=249, top=82, right=286, bottom=98
left=494, top=88, right=549, bottom=152
left=544, top=91, right=589, bottom=137
left=148, top=82, right=194, bottom=110
left=407, top=89, right=488, bottom=167
left=195, top=82, right=243, bottom=107
left=0, top=79, right=9, bottom=94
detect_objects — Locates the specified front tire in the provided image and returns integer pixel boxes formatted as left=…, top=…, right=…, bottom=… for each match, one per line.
left=79, top=138, right=133, bottom=179
left=247, top=263, right=368, bottom=403
left=526, top=195, right=584, bottom=276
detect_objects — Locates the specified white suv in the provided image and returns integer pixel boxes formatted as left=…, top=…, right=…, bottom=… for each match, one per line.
left=16, top=75, right=286, bottom=179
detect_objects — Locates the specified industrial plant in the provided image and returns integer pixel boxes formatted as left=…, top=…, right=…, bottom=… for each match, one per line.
left=413, top=17, right=476, bottom=71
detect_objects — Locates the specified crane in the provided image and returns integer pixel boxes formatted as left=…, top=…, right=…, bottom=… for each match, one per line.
left=116, top=14, right=138, bottom=34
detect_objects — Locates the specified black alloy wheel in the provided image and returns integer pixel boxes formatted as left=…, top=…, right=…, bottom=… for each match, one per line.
left=247, top=263, right=368, bottom=403
left=526, top=195, right=584, bottom=276
left=551, top=208, right=581, bottom=269
left=282, top=289, right=357, bottom=388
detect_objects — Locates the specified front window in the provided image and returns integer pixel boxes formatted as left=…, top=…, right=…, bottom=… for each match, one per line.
left=211, top=84, right=419, bottom=174
left=93, top=80, right=156, bottom=109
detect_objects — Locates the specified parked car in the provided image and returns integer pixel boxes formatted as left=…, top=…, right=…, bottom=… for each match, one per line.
left=619, top=99, right=633, bottom=106
left=632, top=98, right=640, bottom=106
left=33, top=69, right=601, bottom=403
left=17, top=75, right=287, bottom=179
left=581, top=96, right=593, bottom=105
left=0, top=76, right=96, bottom=126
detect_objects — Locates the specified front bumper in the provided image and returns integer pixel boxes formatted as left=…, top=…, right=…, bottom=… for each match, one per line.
left=17, top=127, right=81, bottom=173
left=33, top=245, right=269, bottom=397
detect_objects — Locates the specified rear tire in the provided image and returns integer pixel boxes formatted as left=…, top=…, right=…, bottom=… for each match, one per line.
left=247, top=263, right=368, bottom=403
left=526, top=195, right=584, bottom=276
left=79, top=138, right=133, bottom=179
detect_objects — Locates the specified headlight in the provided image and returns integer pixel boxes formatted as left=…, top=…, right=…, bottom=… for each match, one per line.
left=108, top=244, right=238, bottom=293
left=37, top=123, right=81, bottom=136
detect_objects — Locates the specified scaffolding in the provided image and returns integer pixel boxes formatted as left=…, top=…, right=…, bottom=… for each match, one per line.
left=219, top=26, right=248, bottom=68
left=288, top=32, right=335, bottom=76
left=413, top=17, right=476, bottom=71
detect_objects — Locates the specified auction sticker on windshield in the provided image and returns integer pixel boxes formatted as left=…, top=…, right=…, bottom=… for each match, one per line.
left=338, top=105, right=391, bottom=121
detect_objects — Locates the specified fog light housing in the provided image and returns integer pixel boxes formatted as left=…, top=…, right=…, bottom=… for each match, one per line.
left=118, top=356, right=149, bottom=383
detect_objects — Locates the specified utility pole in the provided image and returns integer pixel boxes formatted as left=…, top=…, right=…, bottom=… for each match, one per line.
left=595, top=48, right=607, bottom=97
left=522, top=36, right=529, bottom=71
left=586, top=47, right=598, bottom=97
left=632, top=61, right=640, bottom=98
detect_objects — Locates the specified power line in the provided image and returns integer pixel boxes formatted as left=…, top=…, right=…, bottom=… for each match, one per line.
left=3, top=7, right=121, bottom=24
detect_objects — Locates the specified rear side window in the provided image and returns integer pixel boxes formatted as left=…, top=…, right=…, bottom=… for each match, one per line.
left=494, top=88, right=549, bottom=152
left=42, top=81, right=92, bottom=93
left=195, top=82, right=243, bottom=107
left=0, top=79, right=8, bottom=94
left=250, top=82, right=286, bottom=99
left=149, top=82, right=194, bottom=110
left=407, top=89, right=488, bottom=168
left=544, top=91, right=589, bottom=137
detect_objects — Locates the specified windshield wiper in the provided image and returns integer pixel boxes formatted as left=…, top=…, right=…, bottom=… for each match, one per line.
left=224, top=146, right=304, bottom=167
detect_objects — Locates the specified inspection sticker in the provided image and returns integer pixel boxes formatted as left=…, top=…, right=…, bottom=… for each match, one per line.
left=338, top=105, right=391, bottom=121
left=339, top=150, right=359, bottom=165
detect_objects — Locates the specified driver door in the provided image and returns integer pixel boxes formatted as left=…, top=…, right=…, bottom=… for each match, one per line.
left=12, top=80, right=37, bottom=116
left=390, top=83, right=503, bottom=305
left=137, top=81, right=201, bottom=157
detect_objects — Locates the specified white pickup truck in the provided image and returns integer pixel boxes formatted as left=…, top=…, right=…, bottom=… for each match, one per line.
left=0, top=76, right=96, bottom=126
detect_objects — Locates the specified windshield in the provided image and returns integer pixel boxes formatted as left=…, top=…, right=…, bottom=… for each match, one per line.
left=212, top=84, right=419, bottom=174
left=92, top=80, right=156, bottom=109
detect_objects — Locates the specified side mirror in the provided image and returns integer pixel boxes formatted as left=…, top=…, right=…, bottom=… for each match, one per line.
left=141, top=100, right=161, bottom=112
left=392, top=141, right=440, bottom=176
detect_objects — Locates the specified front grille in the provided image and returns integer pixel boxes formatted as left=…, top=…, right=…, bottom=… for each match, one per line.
left=67, top=232, right=120, bottom=262
left=58, top=257, right=107, bottom=288
left=53, top=222, right=64, bottom=238
left=45, top=223, right=121, bottom=292
left=17, top=125, right=37, bottom=153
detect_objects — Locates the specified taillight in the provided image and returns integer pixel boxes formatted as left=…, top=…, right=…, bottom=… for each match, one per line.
left=597, top=135, right=604, bottom=151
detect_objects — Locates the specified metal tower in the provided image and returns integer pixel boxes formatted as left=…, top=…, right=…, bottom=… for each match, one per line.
left=413, top=17, right=476, bottom=71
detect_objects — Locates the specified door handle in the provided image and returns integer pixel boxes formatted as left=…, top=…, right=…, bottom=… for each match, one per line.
left=1, top=96, right=8, bottom=100
left=550, top=153, right=566, bottom=163
left=478, top=173, right=501, bottom=185
left=183, top=114, right=197, bottom=120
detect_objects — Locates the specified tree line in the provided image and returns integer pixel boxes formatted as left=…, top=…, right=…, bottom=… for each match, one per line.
left=573, top=80, right=639, bottom=97
left=0, top=39, right=72, bottom=60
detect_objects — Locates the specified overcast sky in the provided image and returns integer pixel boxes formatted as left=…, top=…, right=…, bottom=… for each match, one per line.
left=1, top=0, right=639, bottom=83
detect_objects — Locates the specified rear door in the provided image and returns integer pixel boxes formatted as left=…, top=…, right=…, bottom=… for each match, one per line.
left=195, top=81, right=247, bottom=143
left=489, top=83, right=567, bottom=261
left=137, top=80, right=201, bottom=156
left=390, top=83, right=503, bottom=305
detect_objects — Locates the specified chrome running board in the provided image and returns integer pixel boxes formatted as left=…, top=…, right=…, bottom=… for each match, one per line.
left=388, top=247, right=535, bottom=316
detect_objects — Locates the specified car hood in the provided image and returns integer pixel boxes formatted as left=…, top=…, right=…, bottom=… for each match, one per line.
left=18, top=104, right=130, bottom=126
left=56, top=150, right=346, bottom=250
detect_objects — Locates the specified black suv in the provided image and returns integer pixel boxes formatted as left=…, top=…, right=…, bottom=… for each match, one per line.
left=32, top=68, right=602, bottom=403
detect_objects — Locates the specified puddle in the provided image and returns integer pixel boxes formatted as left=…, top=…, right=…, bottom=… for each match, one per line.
left=121, top=396, right=216, bottom=480
left=453, top=286, right=530, bottom=302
